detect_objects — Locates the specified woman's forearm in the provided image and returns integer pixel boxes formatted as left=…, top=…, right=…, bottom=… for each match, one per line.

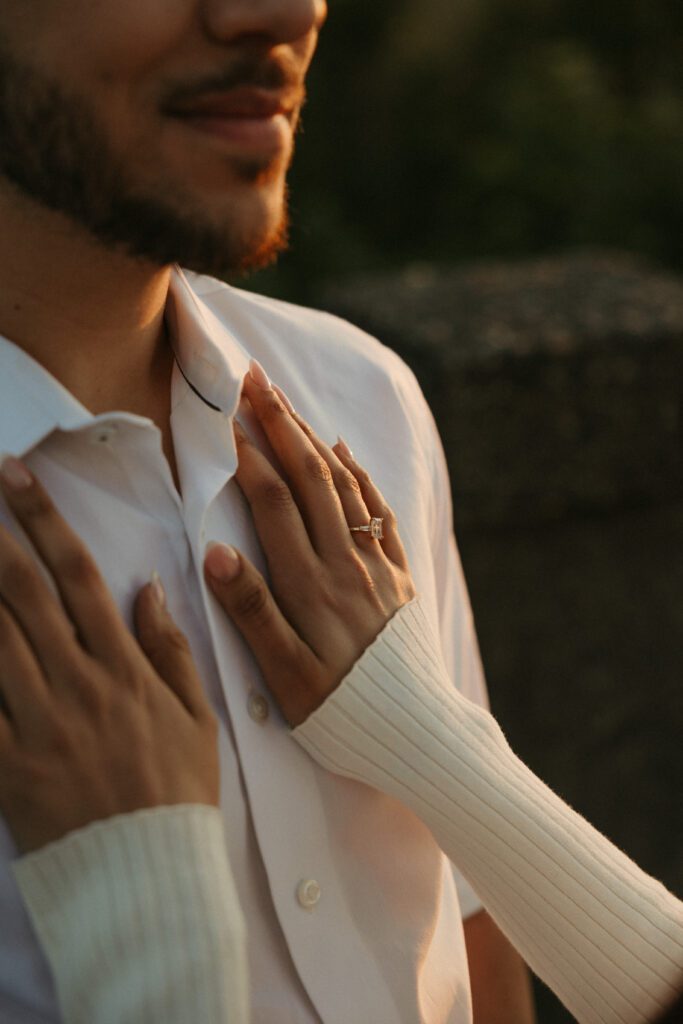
left=295, top=598, right=683, bottom=1024
left=14, top=805, right=249, bottom=1024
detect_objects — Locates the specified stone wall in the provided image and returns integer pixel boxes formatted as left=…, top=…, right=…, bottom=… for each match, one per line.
left=322, top=251, right=683, bottom=1021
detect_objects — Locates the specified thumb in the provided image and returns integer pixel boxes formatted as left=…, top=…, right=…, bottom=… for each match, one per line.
left=134, top=573, right=210, bottom=720
left=203, top=544, right=318, bottom=726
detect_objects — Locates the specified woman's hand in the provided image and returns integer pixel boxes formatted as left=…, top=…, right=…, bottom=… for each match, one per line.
left=203, top=364, right=416, bottom=727
left=0, top=458, right=218, bottom=855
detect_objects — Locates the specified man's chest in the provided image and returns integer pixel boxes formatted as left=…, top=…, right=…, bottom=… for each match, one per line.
left=0, top=400, right=459, bottom=1024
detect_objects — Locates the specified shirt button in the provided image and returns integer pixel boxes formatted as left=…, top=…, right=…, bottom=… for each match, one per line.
left=90, top=422, right=118, bottom=444
left=296, top=879, right=321, bottom=911
left=247, top=692, right=269, bottom=724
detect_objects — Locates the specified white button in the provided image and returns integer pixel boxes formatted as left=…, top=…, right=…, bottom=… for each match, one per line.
left=90, top=422, right=118, bottom=444
left=296, top=879, right=321, bottom=911
left=247, top=692, right=269, bottom=724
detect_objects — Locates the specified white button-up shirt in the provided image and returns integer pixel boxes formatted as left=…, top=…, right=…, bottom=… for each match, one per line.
left=0, top=267, right=488, bottom=1024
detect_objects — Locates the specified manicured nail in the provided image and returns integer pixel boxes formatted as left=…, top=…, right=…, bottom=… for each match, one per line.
left=0, top=456, right=32, bottom=490
left=233, top=419, right=248, bottom=441
left=336, top=436, right=354, bottom=460
left=205, top=543, right=241, bottom=583
left=150, top=570, right=166, bottom=609
left=249, top=359, right=271, bottom=391
left=272, top=384, right=296, bottom=415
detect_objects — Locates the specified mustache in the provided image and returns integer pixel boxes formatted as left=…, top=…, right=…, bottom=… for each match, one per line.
left=161, top=52, right=306, bottom=108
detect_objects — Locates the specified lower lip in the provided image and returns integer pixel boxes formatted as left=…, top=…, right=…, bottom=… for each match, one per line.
left=172, top=113, right=291, bottom=154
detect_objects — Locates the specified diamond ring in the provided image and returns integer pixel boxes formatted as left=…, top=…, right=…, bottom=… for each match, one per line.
left=349, top=517, right=384, bottom=540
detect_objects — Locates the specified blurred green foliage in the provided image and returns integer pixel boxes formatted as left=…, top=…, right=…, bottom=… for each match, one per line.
left=247, top=0, right=683, bottom=303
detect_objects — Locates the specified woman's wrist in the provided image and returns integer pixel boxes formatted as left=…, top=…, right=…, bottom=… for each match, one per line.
left=14, top=804, right=249, bottom=1024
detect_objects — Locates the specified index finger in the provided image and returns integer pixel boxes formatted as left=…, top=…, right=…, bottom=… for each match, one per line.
left=0, top=457, right=136, bottom=667
left=242, top=364, right=360, bottom=559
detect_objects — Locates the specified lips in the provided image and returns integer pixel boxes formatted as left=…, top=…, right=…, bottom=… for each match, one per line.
left=164, top=88, right=297, bottom=157
left=167, top=88, right=295, bottom=122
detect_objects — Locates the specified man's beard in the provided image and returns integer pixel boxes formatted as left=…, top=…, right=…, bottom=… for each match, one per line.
left=0, top=47, right=290, bottom=279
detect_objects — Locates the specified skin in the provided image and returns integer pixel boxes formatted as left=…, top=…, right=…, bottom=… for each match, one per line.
left=0, top=0, right=532, bottom=1016
left=0, top=0, right=326, bottom=487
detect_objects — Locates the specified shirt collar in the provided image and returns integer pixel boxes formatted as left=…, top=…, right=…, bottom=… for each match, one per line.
left=0, top=265, right=251, bottom=460
left=166, top=265, right=250, bottom=417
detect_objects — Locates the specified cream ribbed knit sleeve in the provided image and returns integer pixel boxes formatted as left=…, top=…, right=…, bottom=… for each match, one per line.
left=295, top=598, right=683, bottom=1024
left=13, top=804, right=248, bottom=1024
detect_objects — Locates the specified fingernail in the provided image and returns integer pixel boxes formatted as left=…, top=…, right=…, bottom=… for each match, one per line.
left=249, top=359, right=271, bottom=391
left=336, top=436, right=354, bottom=460
left=0, top=456, right=32, bottom=490
left=272, top=384, right=296, bottom=415
left=205, top=543, right=241, bottom=583
left=150, top=570, right=166, bottom=609
left=233, top=419, right=248, bottom=440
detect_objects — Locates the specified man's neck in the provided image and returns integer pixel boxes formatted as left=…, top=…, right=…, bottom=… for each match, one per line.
left=0, top=185, right=174, bottom=419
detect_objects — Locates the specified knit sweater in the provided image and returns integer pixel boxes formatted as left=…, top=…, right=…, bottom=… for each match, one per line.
left=296, top=599, right=683, bottom=1023
left=14, top=599, right=683, bottom=1023
left=14, top=804, right=248, bottom=1024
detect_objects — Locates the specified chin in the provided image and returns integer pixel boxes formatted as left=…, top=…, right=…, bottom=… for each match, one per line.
left=223, top=214, right=290, bottom=278
left=212, top=180, right=289, bottom=270
left=168, top=187, right=290, bottom=280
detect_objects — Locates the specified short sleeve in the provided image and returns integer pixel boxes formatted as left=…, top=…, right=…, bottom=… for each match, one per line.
left=409, top=371, right=490, bottom=917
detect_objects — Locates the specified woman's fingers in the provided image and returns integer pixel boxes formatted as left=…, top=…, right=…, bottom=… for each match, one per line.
left=0, top=518, right=93, bottom=688
left=247, top=372, right=405, bottom=569
left=0, top=458, right=135, bottom=668
left=203, top=544, right=325, bottom=727
left=277, top=407, right=378, bottom=550
left=233, top=421, right=324, bottom=598
left=233, top=421, right=363, bottom=632
left=243, top=365, right=362, bottom=558
left=0, top=601, right=51, bottom=741
left=133, top=576, right=213, bottom=723
left=332, top=439, right=410, bottom=571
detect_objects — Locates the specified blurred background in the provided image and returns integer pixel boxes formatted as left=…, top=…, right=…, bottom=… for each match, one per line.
left=245, top=2, right=683, bottom=1018
left=252, top=0, right=683, bottom=300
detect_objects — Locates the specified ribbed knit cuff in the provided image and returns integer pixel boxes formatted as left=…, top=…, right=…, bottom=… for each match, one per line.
left=295, top=598, right=683, bottom=1024
left=14, top=804, right=248, bottom=1024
